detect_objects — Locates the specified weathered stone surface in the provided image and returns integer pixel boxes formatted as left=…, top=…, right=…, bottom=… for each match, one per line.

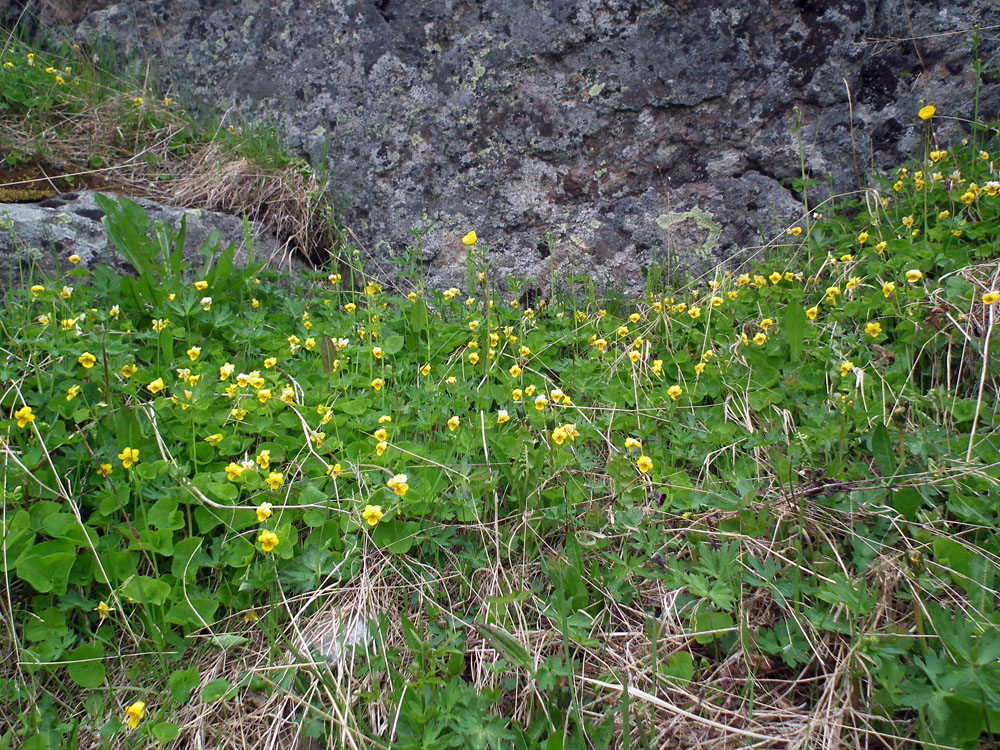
left=12, top=0, right=1000, bottom=294
left=0, top=191, right=292, bottom=291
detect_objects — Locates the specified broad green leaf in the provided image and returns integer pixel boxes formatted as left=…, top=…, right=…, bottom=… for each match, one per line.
left=168, top=667, right=200, bottom=704
left=66, top=642, right=106, bottom=688
left=202, top=678, right=232, bottom=703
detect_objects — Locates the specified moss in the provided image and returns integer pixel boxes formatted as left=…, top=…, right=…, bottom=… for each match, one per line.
left=0, top=187, right=56, bottom=202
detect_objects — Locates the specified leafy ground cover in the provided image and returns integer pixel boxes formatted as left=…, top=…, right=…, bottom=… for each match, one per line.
left=3, top=31, right=1000, bottom=750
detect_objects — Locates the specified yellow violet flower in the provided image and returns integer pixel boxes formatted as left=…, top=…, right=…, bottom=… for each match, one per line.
left=447, top=415, right=460, bottom=431
left=256, top=502, right=273, bottom=521
left=667, top=385, right=683, bottom=401
left=636, top=455, right=653, bottom=474
left=387, top=474, right=409, bottom=497
left=257, top=388, right=272, bottom=404
left=806, top=306, right=818, bottom=320
left=882, top=281, right=895, bottom=298
left=753, top=332, right=767, bottom=345
left=14, top=405, right=35, bottom=428
left=512, top=388, right=523, bottom=402
left=857, top=230, right=869, bottom=244
left=97, top=463, right=113, bottom=477
left=371, top=378, right=384, bottom=391
left=918, top=104, right=935, bottom=120
left=420, top=363, right=431, bottom=376
left=66, top=384, right=81, bottom=401
left=624, top=436, right=641, bottom=453
left=125, top=701, right=145, bottom=730
left=468, top=351, right=480, bottom=364
left=628, top=350, right=640, bottom=363
left=694, top=362, right=706, bottom=375
left=865, top=321, right=882, bottom=338
left=258, top=530, right=279, bottom=552
left=78, top=352, right=97, bottom=369
left=362, top=504, right=384, bottom=526
left=982, top=291, right=999, bottom=306
left=846, top=277, right=861, bottom=291
left=30, top=284, right=45, bottom=297
left=905, top=269, right=923, bottom=283
left=768, top=271, right=782, bottom=285
left=68, top=253, right=81, bottom=264
left=534, top=395, right=548, bottom=410
left=96, top=601, right=112, bottom=620
left=186, top=346, right=201, bottom=361
left=840, top=361, right=854, bottom=378
left=152, top=318, right=168, bottom=333
left=551, top=426, right=567, bottom=445
left=372, top=346, right=383, bottom=359
left=225, top=462, right=244, bottom=481
left=118, top=447, right=139, bottom=469
left=205, top=434, right=223, bottom=446
left=462, top=231, right=478, bottom=246
left=256, top=450, right=271, bottom=469
left=788, top=226, right=802, bottom=236
left=651, top=359, right=663, bottom=376
left=446, top=376, right=457, bottom=385
left=265, top=472, right=283, bottom=491
left=497, top=410, right=510, bottom=424
left=688, top=306, right=701, bottom=319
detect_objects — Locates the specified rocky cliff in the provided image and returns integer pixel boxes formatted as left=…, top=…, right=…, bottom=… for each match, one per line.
left=9, top=0, right=1000, bottom=293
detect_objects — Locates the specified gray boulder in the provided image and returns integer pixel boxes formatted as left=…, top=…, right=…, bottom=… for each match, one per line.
left=18, top=0, right=1000, bottom=293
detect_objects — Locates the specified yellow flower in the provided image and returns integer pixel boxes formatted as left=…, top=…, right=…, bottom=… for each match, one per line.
left=462, top=231, right=478, bottom=246
left=329, top=462, right=343, bottom=478
left=152, top=318, right=168, bottom=333
left=447, top=415, right=460, bottom=431
left=806, top=306, right=818, bottom=320
left=362, top=504, right=384, bottom=526
left=420, top=363, right=432, bottom=377
left=882, top=281, right=895, bottom=298
left=78, top=352, right=97, bottom=369
left=753, top=332, right=767, bottom=345
left=512, top=388, right=523, bottom=402
left=628, top=350, right=640, bottom=363
left=901, top=215, right=914, bottom=229
left=387, top=473, right=409, bottom=497
left=468, top=351, right=480, bottom=364
left=711, top=295, right=723, bottom=307
left=518, top=345, right=531, bottom=357
left=118, top=447, right=139, bottom=469
left=594, top=338, right=607, bottom=351
left=125, top=700, right=145, bottom=730
left=66, top=384, right=81, bottom=401
left=534, top=394, right=548, bottom=410
left=185, top=346, right=200, bottom=361
left=225, top=462, right=244, bottom=481
left=769, top=271, right=782, bottom=285
left=982, top=291, right=1000, bottom=306
left=629, top=312, right=641, bottom=323
left=257, top=388, right=272, bottom=403
left=30, top=284, right=45, bottom=297
left=59, top=285, right=73, bottom=299
left=667, top=384, right=683, bottom=401
left=205, top=433, right=223, bottom=446
left=67, top=253, right=81, bottom=265
left=446, top=376, right=457, bottom=385
left=551, top=426, right=567, bottom=445
left=651, top=359, right=663, bottom=376
left=788, top=226, right=802, bottom=236
left=905, top=269, right=923, bottom=283
left=624, top=436, right=641, bottom=453
left=258, top=530, right=279, bottom=552
left=737, top=274, right=750, bottom=287
left=760, top=318, right=773, bottom=331
left=840, top=361, right=854, bottom=378
left=96, top=600, right=112, bottom=620
left=688, top=306, right=701, bottom=319
left=256, top=450, right=271, bottom=469
left=97, top=463, right=113, bottom=477
left=365, top=282, right=383, bottom=295
left=918, top=104, right=935, bottom=120
left=753, top=275, right=767, bottom=288
left=265, top=472, right=283, bottom=490
left=497, top=409, right=510, bottom=424
left=865, top=321, right=882, bottom=338
left=372, top=346, right=383, bottom=359
left=14, top=405, right=35, bottom=428
left=694, top=362, right=706, bottom=375
left=251, top=298, right=260, bottom=308
left=345, top=303, right=357, bottom=313
left=371, top=378, right=384, bottom=391
left=373, top=440, right=388, bottom=457
left=846, top=277, right=861, bottom=291
left=636, top=455, right=653, bottom=474
left=468, top=319, right=480, bottom=330
left=231, top=407, right=247, bottom=420
left=857, top=230, right=869, bottom=245
left=256, top=501, right=274, bottom=521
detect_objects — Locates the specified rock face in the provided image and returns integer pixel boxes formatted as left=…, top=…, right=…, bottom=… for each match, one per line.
left=0, top=191, right=290, bottom=292
left=26, top=1, right=1000, bottom=293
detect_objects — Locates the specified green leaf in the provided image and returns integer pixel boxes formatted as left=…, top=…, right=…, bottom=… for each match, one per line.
left=148, top=498, right=185, bottom=531
left=168, top=667, right=201, bottom=704
left=152, top=723, right=179, bottom=743
left=783, top=302, right=805, bottom=363
left=692, top=611, right=733, bottom=644
left=16, top=540, right=76, bottom=594
left=383, top=334, right=405, bottom=355
left=891, top=487, right=923, bottom=521
left=869, top=424, right=896, bottom=477
left=123, top=575, right=171, bottom=606
left=67, top=642, right=106, bottom=688
left=474, top=622, right=531, bottom=669
left=202, top=678, right=232, bottom=703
